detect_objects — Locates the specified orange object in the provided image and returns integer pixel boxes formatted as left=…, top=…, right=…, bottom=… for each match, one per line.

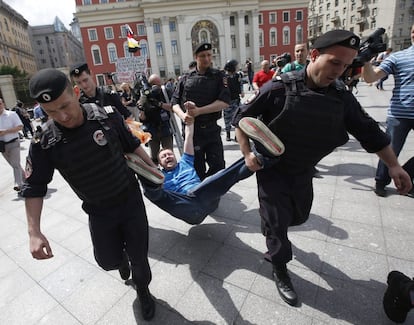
left=125, top=119, right=152, bottom=144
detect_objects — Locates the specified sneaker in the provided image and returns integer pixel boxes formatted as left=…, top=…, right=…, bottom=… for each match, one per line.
left=125, top=153, right=164, bottom=185
left=238, top=117, right=285, bottom=157
left=374, top=183, right=387, bottom=197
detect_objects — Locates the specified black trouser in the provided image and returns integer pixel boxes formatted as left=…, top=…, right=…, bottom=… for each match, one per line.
left=82, top=183, right=151, bottom=290
left=193, top=123, right=225, bottom=180
left=403, top=157, right=414, bottom=180
left=257, top=167, right=314, bottom=266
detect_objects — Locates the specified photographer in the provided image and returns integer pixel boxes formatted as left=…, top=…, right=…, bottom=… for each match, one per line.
left=362, top=23, right=414, bottom=197
left=252, top=60, right=274, bottom=90
left=138, top=74, right=173, bottom=162
left=272, top=53, right=292, bottom=76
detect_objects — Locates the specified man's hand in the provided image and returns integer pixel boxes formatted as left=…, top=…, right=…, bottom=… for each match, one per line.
left=244, top=152, right=263, bottom=172
left=184, top=101, right=199, bottom=117
left=29, top=232, right=53, bottom=259
left=389, top=166, right=413, bottom=195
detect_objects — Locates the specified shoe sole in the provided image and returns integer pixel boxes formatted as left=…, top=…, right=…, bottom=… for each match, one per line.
left=239, top=117, right=285, bottom=156
left=125, top=153, right=164, bottom=185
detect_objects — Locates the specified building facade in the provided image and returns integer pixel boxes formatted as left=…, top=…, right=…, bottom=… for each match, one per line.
left=30, top=17, right=85, bottom=71
left=75, top=0, right=308, bottom=85
left=0, top=0, right=37, bottom=75
left=308, top=0, right=414, bottom=50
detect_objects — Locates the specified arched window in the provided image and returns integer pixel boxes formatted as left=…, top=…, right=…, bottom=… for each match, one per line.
left=107, top=43, right=118, bottom=63
left=91, top=45, right=102, bottom=65
left=259, top=29, right=264, bottom=47
left=269, top=27, right=277, bottom=46
left=139, top=40, right=148, bottom=58
left=296, top=25, right=303, bottom=44
left=123, top=41, right=133, bottom=58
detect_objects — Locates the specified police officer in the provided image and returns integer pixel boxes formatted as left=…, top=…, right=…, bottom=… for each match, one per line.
left=223, top=59, right=244, bottom=141
left=171, top=42, right=231, bottom=180
left=69, top=63, right=132, bottom=120
left=233, top=30, right=412, bottom=306
left=20, top=68, right=158, bottom=321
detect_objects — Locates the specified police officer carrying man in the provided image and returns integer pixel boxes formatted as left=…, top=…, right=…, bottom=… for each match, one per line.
left=171, top=42, right=231, bottom=180
left=20, top=68, right=161, bottom=321
left=233, top=30, right=412, bottom=307
left=69, top=63, right=132, bottom=120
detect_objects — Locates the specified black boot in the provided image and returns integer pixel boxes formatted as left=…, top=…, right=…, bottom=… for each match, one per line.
left=137, top=287, right=156, bottom=321
left=226, top=131, right=231, bottom=141
left=383, top=271, right=414, bottom=323
left=272, top=264, right=298, bottom=306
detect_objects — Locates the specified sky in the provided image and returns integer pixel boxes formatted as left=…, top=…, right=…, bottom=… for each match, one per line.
left=5, top=0, right=76, bottom=29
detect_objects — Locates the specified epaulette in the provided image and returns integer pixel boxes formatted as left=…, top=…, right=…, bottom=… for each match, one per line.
left=38, top=120, right=62, bottom=149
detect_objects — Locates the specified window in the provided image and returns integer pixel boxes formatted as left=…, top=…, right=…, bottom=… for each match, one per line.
left=169, top=21, right=176, bottom=32
left=83, top=0, right=92, bottom=4
left=399, top=13, right=404, bottom=23
left=36, top=40, right=41, bottom=45
left=137, top=24, right=146, bottom=36
left=96, top=75, right=105, bottom=86
left=327, top=3, right=331, bottom=10
left=351, top=15, right=355, bottom=23
left=399, top=0, right=406, bottom=9
left=326, top=13, right=330, bottom=21
left=156, top=41, right=163, bottom=56
left=159, top=68, right=166, bottom=78
left=269, top=12, right=276, bottom=24
left=372, top=8, right=377, bottom=16
left=153, top=22, right=161, bottom=33
left=231, top=35, right=236, bottom=48
left=270, top=28, right=277, bottom=46
left=335, top=0, right=339, bottom=5
left=259, top=29, right=264, bottom=47
left=343, top=7, right=346, bottom=14
left=258, top=13, right=263, bottom=25
left=104, top=27, right=114, bottom=39
left=283, top=26, right=290, bottom=45
left=370, top=20, right=377, bottom=29
left=107, top=43, right=117, bottom=63
left=91, top=45, right=102, bottom=65
left=296, top=10, right=303, bottom=21
left=245, top=33, right=250, bottom=47
left=171, top=40, right=178, bottom=55
left=351, top=3, right=355, bottom=10
left=123, top=42, right=133, bottom=57
left=88, top=29, right=98, bottom=41
left=120, top=25, right=128, bottom=37
left=100, top=0, right=108, bottom=3
left=230, top=16, right=235, bottom=26
left=283, top=11, right=290, bottom=22
left=139, top=41, right=148, bottom=57
left=244, top=15, right=249, bottom=25
left=296, top=25, right=303, bottom=43
left=174, top=65, right=181, bottom=76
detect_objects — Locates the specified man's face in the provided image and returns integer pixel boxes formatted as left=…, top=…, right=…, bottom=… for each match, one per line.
left=41, top=87, right=84, bottom=129
left=158, top=149, right=177, bottom=170
left=72, top=71, right=96, bottom=97
left=196, top=50, right=212, bottom=71
left=295, top=44, right=308, bottom=64
left=307, top=45, right=358, bottom=88
left=262, top=61, right=270, bottom=72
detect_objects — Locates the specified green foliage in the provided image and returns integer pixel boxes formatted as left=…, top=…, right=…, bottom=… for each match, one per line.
left=0, top=65, right=28, bottom=78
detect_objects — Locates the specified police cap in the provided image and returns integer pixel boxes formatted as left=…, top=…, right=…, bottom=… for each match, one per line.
left=29, top=68, right=70, bottom=103
left=313, top=30, right=360, bottom=50
left=194, top=42, right=212, bottom=55
left=69, top=62, right=89, bottom=77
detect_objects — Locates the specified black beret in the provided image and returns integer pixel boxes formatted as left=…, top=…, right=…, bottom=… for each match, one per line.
left=69, top=62, right=89, bottom=77
left=194, top=42, right=212, bottom=55
left=29, top=68, right=70, bottom=103
left=313, top=30, right=360, bottom=50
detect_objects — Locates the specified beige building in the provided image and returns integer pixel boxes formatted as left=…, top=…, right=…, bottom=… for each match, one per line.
left=0, top=0, right=37, bottom=74
left=308, top=0, right=414, bottom=50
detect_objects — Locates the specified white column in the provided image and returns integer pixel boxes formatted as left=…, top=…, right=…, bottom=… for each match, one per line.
left=251, top=9, right=261, bottom=68
left=0, top=75, right=16, bottom=109
left=177, top=15, right=192, bottom=73
left=160, top=16, right=174, bottom=76
left=237, top=10, right=246, bottom=66
left=222, top=12, right=232, bottom=61
left=144, top=18, right=159, bottom=75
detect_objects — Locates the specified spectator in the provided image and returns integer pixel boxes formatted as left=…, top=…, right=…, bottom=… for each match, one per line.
left=252, top=60, right=274, bottom=90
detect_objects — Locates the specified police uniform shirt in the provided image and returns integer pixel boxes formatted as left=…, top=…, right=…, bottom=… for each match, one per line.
left=233, top=68, right=390, bottom=165
left=22, top=106, right=140, bottom=199
left=171, top=67, right=231, bottom=112
left=80, top=87, right=132, bottom=120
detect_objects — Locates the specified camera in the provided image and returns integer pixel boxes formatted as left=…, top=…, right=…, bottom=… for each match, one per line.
left=276, top=53, right=292, bottom=68
left=351, top=28, right=387, bottom=67
left=133, top=72, right=151, bottom=98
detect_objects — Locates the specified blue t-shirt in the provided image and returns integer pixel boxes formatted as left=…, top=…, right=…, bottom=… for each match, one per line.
left=379, top=45, right=414, bottom=119
left=163, top=153, right=201, bottom=194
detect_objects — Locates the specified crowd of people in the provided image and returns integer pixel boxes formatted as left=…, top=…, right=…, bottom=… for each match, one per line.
left=2, top=26, right=414, bottom=322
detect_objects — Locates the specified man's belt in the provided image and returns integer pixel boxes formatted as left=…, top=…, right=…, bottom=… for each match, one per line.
left=195, top=120, right=217, bottom=129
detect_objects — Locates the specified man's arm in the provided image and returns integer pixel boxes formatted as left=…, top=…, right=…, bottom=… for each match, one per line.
left=172, top=104, right=194, bottom=125
left=25, top=197, right=53, bottom=259
left=235, top=127, right=262, bottom=172
left=362, top=62, right=387, bottom=83
left=185, top=100, right=228, bottom=117
left=183, top=123, right=194, bottom=156
left=376, top=145, right=412, bottom=194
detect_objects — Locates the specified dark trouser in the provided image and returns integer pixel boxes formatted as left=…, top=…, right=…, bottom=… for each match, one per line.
left=403, top=157, right=414, bottom=180
left=143, top=157, right=253, bottom=224
left=82, top=183, right=151, bottom=290
left=375, top=117, right=414, bottom=186
left=223, top=99, right=240, bottom=132
left=193, top=123, right=225, bottom=180
left=257, top=167, right=313, bottom=266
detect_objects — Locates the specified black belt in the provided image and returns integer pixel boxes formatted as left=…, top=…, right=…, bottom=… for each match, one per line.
left=196, top=121, right=217, bottom=129
left=4, top=138, right=18, bottom=144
